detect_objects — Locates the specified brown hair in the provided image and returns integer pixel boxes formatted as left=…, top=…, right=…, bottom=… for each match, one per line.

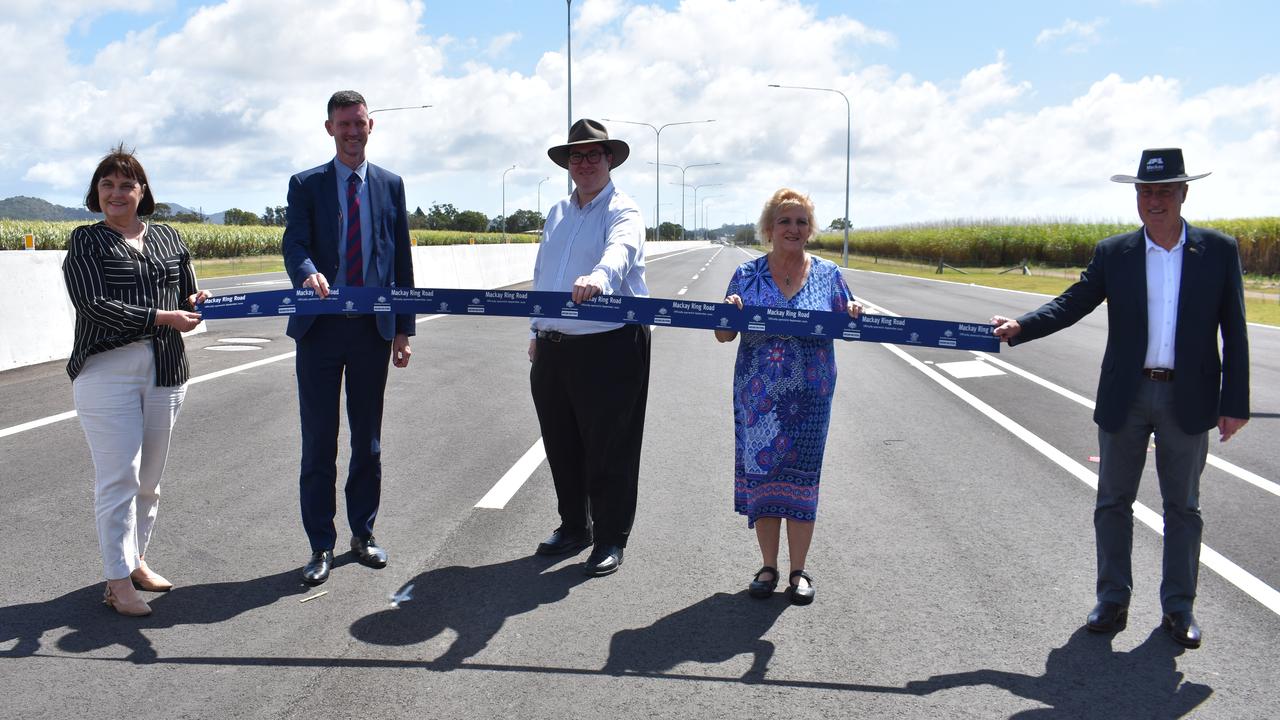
left=328, top=90, right=367, bottom=118
left=757, top=188, right=816, bottom=243
left=84, top=143, right=156, bottom=216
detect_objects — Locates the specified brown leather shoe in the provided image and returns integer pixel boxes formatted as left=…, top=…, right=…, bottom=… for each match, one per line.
left=131, top=559, right=174, bottom=592
left=104, top=579, right=152, bottom=617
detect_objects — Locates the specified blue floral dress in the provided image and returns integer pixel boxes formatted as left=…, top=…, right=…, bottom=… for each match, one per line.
left=725, top=255, right=852, bottom=528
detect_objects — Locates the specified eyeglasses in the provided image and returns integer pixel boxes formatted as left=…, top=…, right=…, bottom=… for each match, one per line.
left=568, top=149, right=607, bottom=165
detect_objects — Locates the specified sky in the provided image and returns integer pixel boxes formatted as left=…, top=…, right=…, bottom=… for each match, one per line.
left=2, top=0, right=1277, bottom=230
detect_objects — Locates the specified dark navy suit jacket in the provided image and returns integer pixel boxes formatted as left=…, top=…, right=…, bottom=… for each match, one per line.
left=281, top=160, right=415, bottom=341
left=1012, top=222, right=1249, bottom=434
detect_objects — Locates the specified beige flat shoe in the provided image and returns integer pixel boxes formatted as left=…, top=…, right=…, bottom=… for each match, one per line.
left=104, top=579, right=152, bottom=617
left=131, top=560, right=173, bottom=592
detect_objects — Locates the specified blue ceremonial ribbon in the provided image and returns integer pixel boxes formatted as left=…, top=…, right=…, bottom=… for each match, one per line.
left=198, top=286, right=999, bottom=352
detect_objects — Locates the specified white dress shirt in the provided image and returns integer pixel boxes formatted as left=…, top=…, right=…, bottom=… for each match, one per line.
left=531, top=180, right=648, bottom=335
left=1143, top=222, right=1186, bottom=369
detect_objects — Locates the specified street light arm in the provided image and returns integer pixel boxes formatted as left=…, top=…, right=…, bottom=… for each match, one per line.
left=768, top=83, right=851, bottom=267
left=368, top=105, right=433, bottom=114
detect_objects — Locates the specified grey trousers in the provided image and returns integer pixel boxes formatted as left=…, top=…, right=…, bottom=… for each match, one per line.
left=1095, top=377, right=1208, bottom=612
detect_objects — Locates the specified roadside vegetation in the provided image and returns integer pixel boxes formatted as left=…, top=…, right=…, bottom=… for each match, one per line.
left=6, top=217, right=1275, bottom=325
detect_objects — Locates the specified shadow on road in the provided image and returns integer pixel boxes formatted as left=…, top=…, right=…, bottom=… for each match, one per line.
left=350, top=553, right=586, bottom=667
left=0, top=569, right=304, bottom=663
left=906, top=626, right=1212, bottom=718
left=602, top=590, right=785, bottom=680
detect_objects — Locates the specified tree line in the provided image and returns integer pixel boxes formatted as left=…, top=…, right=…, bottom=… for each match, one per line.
left=197, top=201, right=758, bottom=241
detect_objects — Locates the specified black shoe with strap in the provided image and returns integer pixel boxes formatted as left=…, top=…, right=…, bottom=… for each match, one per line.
left=786, top=569, right=815, bottom=605
left=748, top=566, right=778, bottom=599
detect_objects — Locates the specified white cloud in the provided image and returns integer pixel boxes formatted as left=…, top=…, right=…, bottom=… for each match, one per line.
left=486, top=32, right=520, bottom=57
left=1035, top=18, right=1106, bottom=54
left=3, top=0, right=1277, bottom=228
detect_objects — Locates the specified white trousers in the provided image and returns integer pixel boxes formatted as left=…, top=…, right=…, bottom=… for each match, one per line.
left=72, top=342, right=186, bottom=580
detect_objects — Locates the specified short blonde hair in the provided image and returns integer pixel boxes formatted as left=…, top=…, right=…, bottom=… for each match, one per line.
left=757, top=188, right=816, bottom=243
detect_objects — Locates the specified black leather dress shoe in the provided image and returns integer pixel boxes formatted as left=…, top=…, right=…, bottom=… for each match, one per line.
left=1085, top=601, right=1129, bottom=633
left=1163, top=610, right=1202, bottom=649
left=350, top=536, right=388, bottom=568
left=583, top=544, right=623, bottom=577
left=536, top=528, right=593, bottom=556
left=302, top=550, right=334, bottom=585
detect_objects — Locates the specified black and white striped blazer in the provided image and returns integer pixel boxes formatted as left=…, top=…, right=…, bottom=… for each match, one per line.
left=62, top=222, right=199, bottom=385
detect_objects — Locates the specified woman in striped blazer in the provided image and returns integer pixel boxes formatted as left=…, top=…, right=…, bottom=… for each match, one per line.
left=62, top=145, right=208, bottom=617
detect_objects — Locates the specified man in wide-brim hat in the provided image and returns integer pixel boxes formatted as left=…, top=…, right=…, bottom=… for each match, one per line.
left=527, top=118, right=651, bottom=578
left=990, top=147, right=1249, bottom=650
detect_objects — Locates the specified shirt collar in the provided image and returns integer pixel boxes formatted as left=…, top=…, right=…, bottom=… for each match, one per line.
left=334, top=157, right=368, bottom=183
left=574, top=179, right=615, bottom=210
left=1143, top=221, right=1186, bottom=254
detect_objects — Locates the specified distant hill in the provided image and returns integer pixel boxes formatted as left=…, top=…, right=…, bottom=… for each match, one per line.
left=0, top=196, right=97, bottom=221
left=0, top=196, right=228, bottom=223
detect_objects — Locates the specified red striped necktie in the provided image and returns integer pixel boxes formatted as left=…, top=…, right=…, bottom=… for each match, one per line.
left=345, top=172, right=363, bottom=286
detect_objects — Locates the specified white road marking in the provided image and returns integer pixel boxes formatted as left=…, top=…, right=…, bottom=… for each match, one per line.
left=935, top=359, right=1005, bottom=379
left=206, top=346, right=261, bottom=352
left=856, top=293, right=1280, bottom=617
left=973, top=351, right=1279, bottom=497
left=218, top=337, right=271, bottom=344
left=677, top=287, right=688, bottom=295
left=0, top=411, right=77, bottom=439
left=1, top=314, right=452, bottom=439
left=475, top=438, right=546, bottom=509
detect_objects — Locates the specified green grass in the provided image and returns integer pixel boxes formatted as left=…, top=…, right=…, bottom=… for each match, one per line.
left=806, top=248, right=1280, bottom=327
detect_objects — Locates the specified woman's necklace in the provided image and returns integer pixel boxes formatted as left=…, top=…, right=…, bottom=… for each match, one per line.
left=771, top=253, right=808, bottom=288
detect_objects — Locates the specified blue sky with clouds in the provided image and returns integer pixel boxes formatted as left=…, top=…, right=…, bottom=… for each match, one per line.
left=7, top=0, right=1278, bottom=228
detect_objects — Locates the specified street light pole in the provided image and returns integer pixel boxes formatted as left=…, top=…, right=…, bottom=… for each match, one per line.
left=602, top=117, right=714, bottom=242
left=768, top=83, right=851, bottom=267
left=691, top=182, right=723, bottom=242
left=566, top=0, right=574, bottom=195
left=649, top=160, right=719, bottom=240
left=537, top=176, right=551, bottom=226
left=701, top=196, right=721, bottom=242
left=501, top=164, right=516, bottom=242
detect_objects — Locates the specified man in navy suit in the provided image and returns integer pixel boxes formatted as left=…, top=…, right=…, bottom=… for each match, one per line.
left=991, top=148, right=1249, bottom=649
left=282, top=90, right=415, bottom=585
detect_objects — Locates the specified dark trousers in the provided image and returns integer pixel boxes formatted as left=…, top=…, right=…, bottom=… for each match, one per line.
left=530, top=324, right=651, bottom=547
left=295, top=315, right=392, bottom=552
left=1095, top=377, right=1208, bottom=613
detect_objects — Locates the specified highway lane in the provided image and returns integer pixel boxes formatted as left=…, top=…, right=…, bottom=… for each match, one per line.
left=1, top=244, right=1277, bottom=718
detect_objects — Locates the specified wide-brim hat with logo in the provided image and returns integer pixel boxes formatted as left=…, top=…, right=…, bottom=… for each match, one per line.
left=1110, top=148, right=1211, bottom=184
left=548, top=119, right=630, bottom=170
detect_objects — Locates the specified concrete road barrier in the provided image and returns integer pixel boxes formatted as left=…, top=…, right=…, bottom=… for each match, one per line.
left=0, top=241, right=711, bottom=371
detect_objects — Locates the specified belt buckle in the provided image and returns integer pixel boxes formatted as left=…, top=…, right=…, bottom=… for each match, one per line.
left=1146, top=367, right=1173, bottom=382
left=541, top=331, right=564, bottom=342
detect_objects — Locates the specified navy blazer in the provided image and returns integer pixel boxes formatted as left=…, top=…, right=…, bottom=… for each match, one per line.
left=1013, top=223, right=1249, bottom=434
left=281, top=160, right=415, bottom=341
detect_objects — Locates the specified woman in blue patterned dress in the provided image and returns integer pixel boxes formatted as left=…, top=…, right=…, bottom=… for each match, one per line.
left=715, top=188, right=861, bottom=605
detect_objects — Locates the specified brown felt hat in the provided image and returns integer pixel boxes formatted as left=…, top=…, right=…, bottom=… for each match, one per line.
left=547, top=119, right=630, bottom=169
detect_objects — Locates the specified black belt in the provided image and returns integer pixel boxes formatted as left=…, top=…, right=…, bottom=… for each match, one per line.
left=536, top=326, right=629, bottom=343
left=1142, top=367, right=1175, bottom=382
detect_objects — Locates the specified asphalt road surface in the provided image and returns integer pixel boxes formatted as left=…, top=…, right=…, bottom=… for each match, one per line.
left=2, top=245, right=1277, bottom=719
